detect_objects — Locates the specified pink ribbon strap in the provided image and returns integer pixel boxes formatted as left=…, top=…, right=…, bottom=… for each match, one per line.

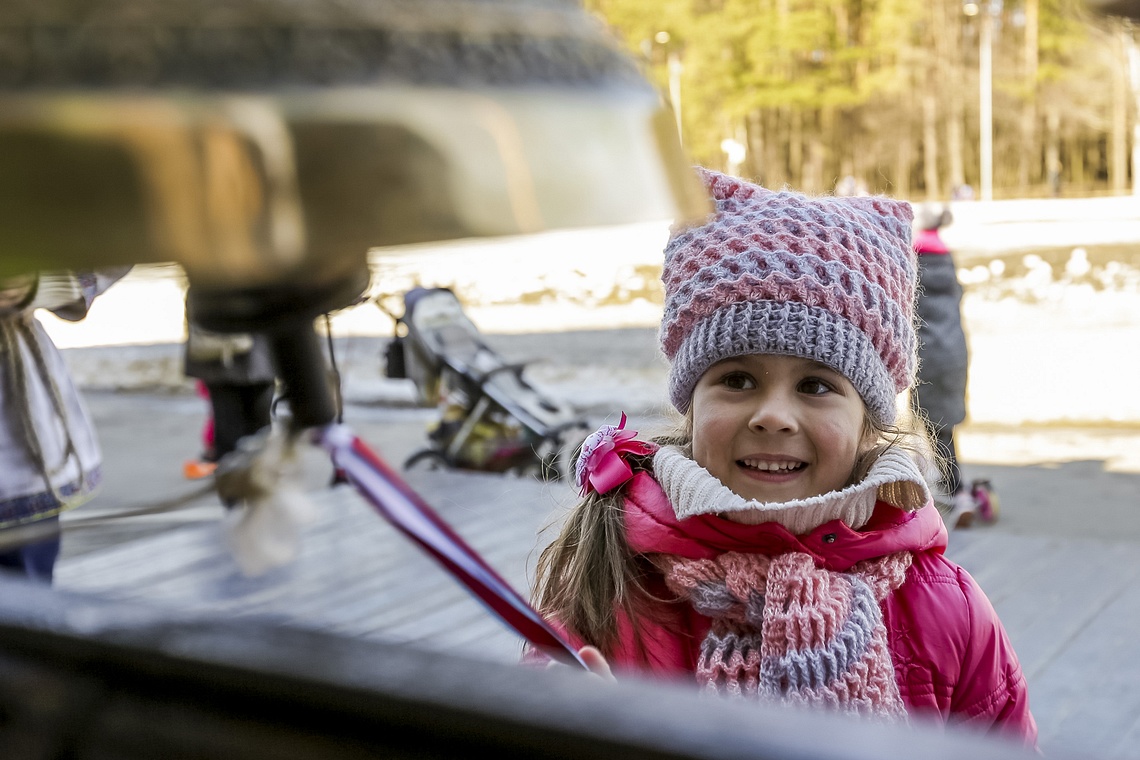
left=575, top=413, right=658, bottom=496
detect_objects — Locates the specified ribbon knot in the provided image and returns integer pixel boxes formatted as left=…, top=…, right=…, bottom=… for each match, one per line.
left=575, top=413, right=658, bottom=496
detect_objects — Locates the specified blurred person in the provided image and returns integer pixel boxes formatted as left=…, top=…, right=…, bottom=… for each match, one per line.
left=911, top=204, right=995, bottom=528
left=0, top=268, right=130, bottom=582
left=182, top=294, right=275, bottom=483
left=528, top=170, right=1035, bottom=745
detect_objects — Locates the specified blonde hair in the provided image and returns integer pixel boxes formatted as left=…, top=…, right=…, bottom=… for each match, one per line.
left=533, top=424, right=686, bottom=658
left=532, top=408, right=933, bottom=656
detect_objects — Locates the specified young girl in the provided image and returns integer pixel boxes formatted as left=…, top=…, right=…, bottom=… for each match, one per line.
left=530, top=169, right=1036, bottom=745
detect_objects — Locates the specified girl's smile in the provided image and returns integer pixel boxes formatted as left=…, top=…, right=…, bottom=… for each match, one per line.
left=689, top=354, right=867, bottom=517
left=738, top=455, right=807, bottom=478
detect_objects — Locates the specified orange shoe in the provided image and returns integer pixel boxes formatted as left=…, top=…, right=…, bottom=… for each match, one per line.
left=183, top=459, right=217, bottom=480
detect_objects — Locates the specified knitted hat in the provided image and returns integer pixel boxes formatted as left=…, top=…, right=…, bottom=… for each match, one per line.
left=660, top=168, right=917, bottom=425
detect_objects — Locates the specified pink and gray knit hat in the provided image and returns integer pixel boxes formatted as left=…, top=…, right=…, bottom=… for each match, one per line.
left=660, top=168, right=917, bottom=425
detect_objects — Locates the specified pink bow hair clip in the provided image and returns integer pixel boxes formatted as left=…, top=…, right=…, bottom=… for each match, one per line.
left=575, top=413, right=658, bottom=497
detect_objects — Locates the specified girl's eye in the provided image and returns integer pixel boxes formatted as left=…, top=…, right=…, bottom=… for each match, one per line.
left=798, top=378, right=834, bottom=395
left=721, top=372, right=756, bottom=391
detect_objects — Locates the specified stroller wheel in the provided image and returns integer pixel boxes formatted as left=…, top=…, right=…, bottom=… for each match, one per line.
left=404, top=449, right=450, bottom=472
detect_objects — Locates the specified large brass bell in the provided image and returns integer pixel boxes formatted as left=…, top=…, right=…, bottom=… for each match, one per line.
left=0, top=0, right=704, bottom=336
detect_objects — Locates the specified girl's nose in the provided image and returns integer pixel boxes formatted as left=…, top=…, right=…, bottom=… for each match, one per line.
left=748, top=390, right=798, bottom=433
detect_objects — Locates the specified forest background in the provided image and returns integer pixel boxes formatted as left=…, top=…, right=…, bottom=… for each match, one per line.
left=585, top=0, right=1140, bottom=200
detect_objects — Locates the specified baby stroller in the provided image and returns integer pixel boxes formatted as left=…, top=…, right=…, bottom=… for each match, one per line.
left=381, top=287, right=588, bottom=480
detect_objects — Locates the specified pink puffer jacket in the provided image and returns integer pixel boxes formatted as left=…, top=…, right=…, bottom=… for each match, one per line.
left=540, top=472, right=1037, bottom=747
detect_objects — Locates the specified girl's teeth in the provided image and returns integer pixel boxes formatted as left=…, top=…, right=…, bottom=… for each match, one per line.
left=743, top=460, right=801, bottom=472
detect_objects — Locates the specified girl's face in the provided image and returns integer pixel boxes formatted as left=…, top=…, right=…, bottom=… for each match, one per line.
left=690, top=354, right=868, bottom=515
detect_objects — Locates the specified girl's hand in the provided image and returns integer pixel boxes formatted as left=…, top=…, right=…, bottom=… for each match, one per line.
left=577, top=646, right=615, bottom=681
left=533, top=647, right=615, bottom=679
left=541, top=645, right=615, bottom=681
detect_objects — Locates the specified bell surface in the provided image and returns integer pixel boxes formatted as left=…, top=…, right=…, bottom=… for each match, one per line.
left=0, top=0, right=705, bottom=326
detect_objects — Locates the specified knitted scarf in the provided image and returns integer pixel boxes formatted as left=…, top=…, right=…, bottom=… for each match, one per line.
left=655, top=549, right=912, bottom=721
left=654, top=444, right=931, bottom=534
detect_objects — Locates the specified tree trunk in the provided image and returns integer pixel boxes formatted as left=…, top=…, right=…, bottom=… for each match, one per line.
left=895, top=119, right=912, bottom=199
left=1045, top=106, right=1062, bottom=197
left=1129, top=28, right=1140, bottom=196
left=839, top=110, right=858, bottom=190
left=1112, top=26, right=1129, bottom=193
left=922, top=91, right=940, bottom=200
left=1090, top=141, right=1103, bottom=186
left=1069, top=135, right=1084, bottom=189
left=1018, top=0, right=1039, bottom=192
left=789, top=108, right=804, bottom=189
left=947, top=67, right=967, bottom=192
left=746, top=110, right=764, bottom=184
left=764, top=109, right=785, bottom=188
left=804, top=110, right=827, bottom=193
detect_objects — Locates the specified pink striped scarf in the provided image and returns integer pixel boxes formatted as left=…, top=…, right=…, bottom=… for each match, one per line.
left=656, top=551, right=912, bottom=721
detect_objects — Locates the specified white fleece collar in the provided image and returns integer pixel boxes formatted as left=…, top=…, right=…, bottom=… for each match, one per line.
left=653, top=445, right=931, bottom=535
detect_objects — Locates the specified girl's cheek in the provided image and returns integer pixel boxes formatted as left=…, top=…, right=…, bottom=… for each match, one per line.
left=823, top=422, right=862, bottom=459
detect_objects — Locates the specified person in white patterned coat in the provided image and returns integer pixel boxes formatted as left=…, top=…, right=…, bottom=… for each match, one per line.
left=0, top=268, right=129, bottom=582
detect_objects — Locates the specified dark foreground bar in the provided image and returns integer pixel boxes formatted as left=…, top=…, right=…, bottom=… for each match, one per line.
left=0, top=576, right=1047, bottom=760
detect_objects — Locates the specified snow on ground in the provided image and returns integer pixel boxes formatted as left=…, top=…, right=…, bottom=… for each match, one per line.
left=938, top=195, right=1140, bottom=256
left=966, top=284, right=1140, bottom=426
left=363, top=220, right=672, bottom=335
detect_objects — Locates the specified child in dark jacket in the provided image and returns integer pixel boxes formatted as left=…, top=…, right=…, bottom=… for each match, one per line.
left=912, top=205, right=992, bottom=527
left=529, top=171, right=1035, bottom=746
left=182, top=292, right=276, bottom=482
